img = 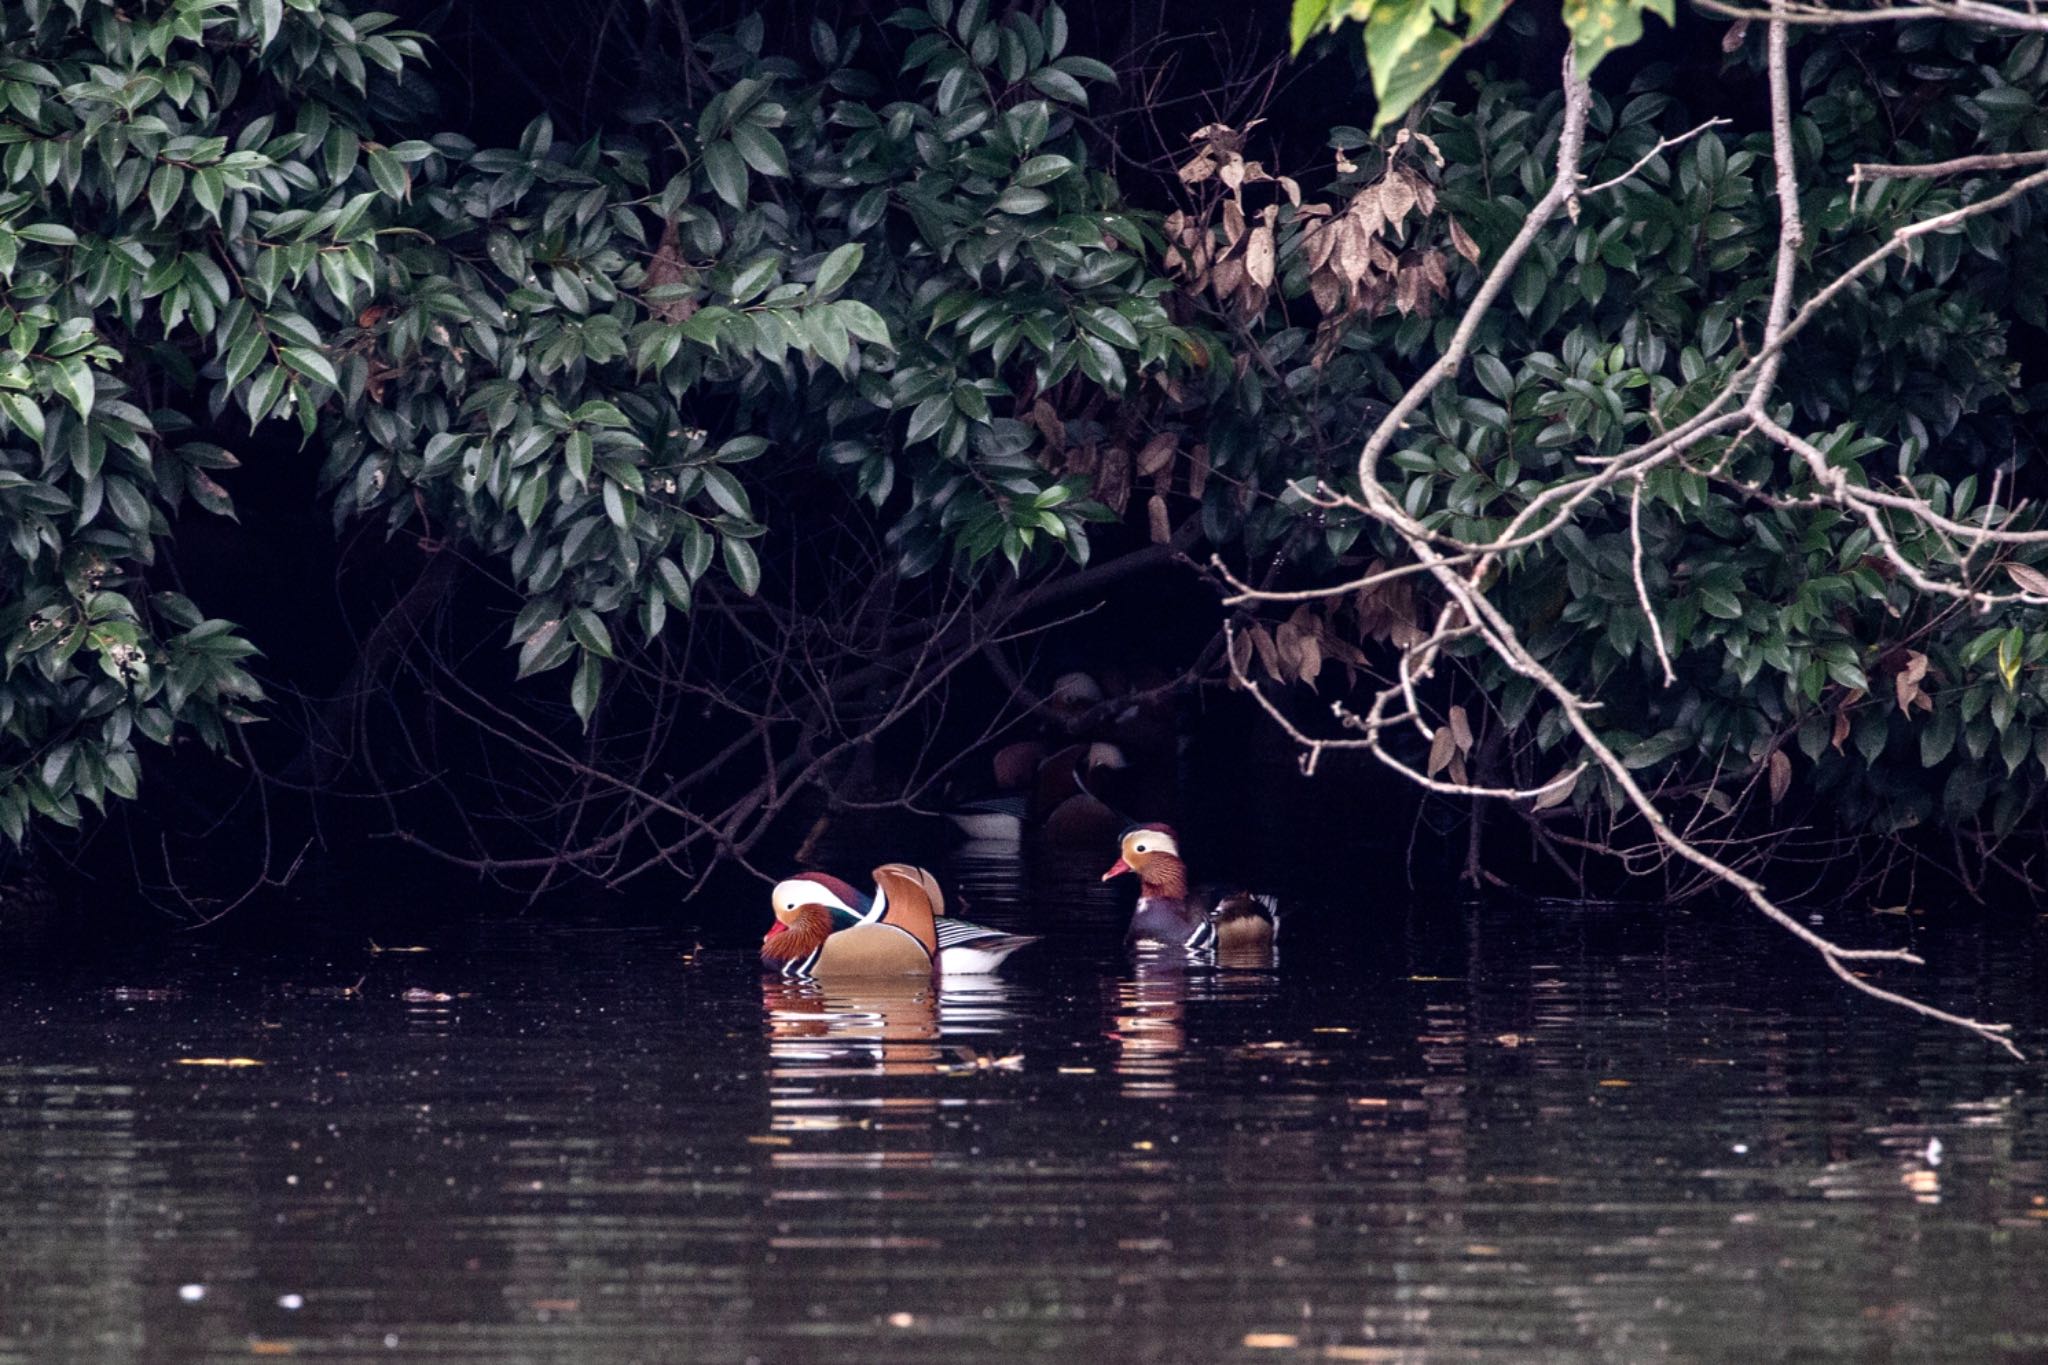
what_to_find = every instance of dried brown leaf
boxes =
[1146,492,1172,545]
[1830,710,1851,754]
[1447,704,1473,752]
[1029,398,1066,452]
[1245,225,1276,288]
[1427,725,1456,777]
[1135,432,1177,477]
[1448,217,1481,264]
[1768,748,1791,805]
[2006,563,2048,597]
[1222,198,1246,247]
[1095,445,1130,515]
[1379,173,1417,225]
[1212,255,1246,299]
[1532,773,1574,810]
[1309,270,1344,317]
[1187,443,1211,501]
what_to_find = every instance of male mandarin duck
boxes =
[760,864,1040,981]
[1101,823,1280,952]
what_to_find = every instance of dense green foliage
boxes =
[1289,0,1675,130]
[5,0,2048,874]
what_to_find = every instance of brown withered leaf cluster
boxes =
[1165,121,1299,320]
[1235,606,1348,691]
[1029,399,1214,535]
[1164,124,1482,368]
[1425,703,1476,787]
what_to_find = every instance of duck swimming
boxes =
[1101,823,1279,952]
[761,864,1040,981]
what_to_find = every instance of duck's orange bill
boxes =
[1101,857,1131,881]
[763,921,788,942]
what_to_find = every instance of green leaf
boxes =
[0,392,45,444]
[836,300,892,347]
[1079,306,1139,350]
[729,122,789,177]
[905,395,952,445]
[1291,0,1330,51]
[993,186,1051,215]
[701,467,752,520]
[1622,727,1692,769]
[571,649,603,727]
[148,163,186,225]
[366,146,410,201]
[727,254,780,304]
[1014,154,1075,187]
[51,357,94,418]
[1998,626,2025,691]
[723,536,761,596]
[565,430,593,485]
[655,556,693,611]
[702,140,749,210]
[813,242,865,298]
[1563,0,1665,81]
[280,346,337,388]
[603,479,634,532]
[567,608,614,659]
[515,618,570,679]
[1029,68,1089,106]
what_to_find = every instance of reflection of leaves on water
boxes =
[174,1057,263,1067]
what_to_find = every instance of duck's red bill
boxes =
[763,921,788,942]
[1100,857,1131,881]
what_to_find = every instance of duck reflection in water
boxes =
[1110,944,1282,1097]
[762,977,943,1079]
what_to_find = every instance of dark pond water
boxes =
[3,844,2047,1364]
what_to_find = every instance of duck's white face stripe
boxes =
[1127,830,1178,859]
[772,878,859,916]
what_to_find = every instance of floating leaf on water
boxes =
[1242,1334,1299,1349]
[1597,1078,1632,1087]
[746,1135,792,1146]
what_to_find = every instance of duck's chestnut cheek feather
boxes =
[1101,856,1132,881]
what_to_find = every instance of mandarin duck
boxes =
[1101,823,1280,952]
[761,864,1040,981]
